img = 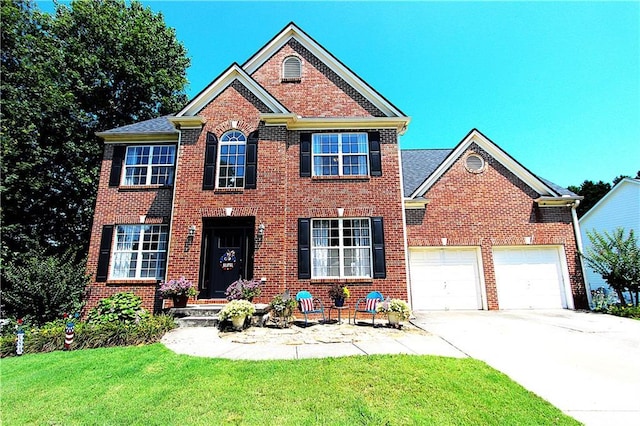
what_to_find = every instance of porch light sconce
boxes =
[225,207,233,217]
[255,222,265,249]
[524,236,533,245]
[337,207,344,217]
[184,225,196,252]
[441,238,448,246]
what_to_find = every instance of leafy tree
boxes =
[585,228,640,306]
[567,180,611,217]
[1,0,189,265]
[1,246,90,325]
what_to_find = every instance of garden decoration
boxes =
[328,284,350,307]
[63,313,80,350]
[376,298,411,328]
[225,278,262,301]
[158,277,197,308]
[269,291,297,328]
[16,318,24,356]
[218,300,256,331]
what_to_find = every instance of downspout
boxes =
[570,200,593,308]
[396,146,412,310]
[164,129,183,310]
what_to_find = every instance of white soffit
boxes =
[177,64,289,117]
[411,129,559,199]
[242,23,406,118]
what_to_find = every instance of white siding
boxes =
[579,179,640,293]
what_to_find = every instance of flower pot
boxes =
[231,315,246,330]
[333,297,345,307]
[387,312,402,326]
[172,295,189,308]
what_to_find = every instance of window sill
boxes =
[281,78,301,83]
[118,185,172,192]
[311,175,370,182]
[214,188,245,194]
[105,279,160,286]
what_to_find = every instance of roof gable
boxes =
[407,129,562,199]
[177,63,289,117]
[580,178,640,223]
[242,22,406,118]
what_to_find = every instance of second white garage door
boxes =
[409,248,483,310]
[493,246,568,309]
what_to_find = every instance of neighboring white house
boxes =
[579,178,640,294]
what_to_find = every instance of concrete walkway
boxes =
[412,310,640,426]
[161,320,465,360]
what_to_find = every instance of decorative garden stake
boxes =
[16,318,24,356]
[63,313,79,350]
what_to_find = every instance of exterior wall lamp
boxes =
[255,222,265,249]
[184,225,196,252]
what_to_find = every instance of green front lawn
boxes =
[1,345,579,425]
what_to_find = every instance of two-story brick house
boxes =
[86,23,410,311]
[86,23,589,313]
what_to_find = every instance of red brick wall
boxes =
[405,143,588,309]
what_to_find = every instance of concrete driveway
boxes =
[411,310,640,426]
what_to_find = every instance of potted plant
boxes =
[376,299,411,327]
[269,292,297,327]
[218,300,256,330]
[225,278,262,301]
[328,284,350,307]
[158,277,197,308]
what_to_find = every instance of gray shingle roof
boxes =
[101,116,178,134]
[401,149,452,196]
[401,149,576,198]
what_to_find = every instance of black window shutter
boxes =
[371,217,386,278]
[245,130,258,189]
[203,132,218,190]
[298,218,311,279]
[300,133,311,177]
[109,146,126,186]
[96,225,114,282]
[368,132,382,177]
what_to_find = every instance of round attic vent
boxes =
[465,154,485,173]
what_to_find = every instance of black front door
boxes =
[200,219,254,299]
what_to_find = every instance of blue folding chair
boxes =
[296,291,326,326]
[353,291,384,326]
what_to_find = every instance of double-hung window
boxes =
[311,218,372,278]
[312,133,369,176]
[110,225,168,279]
[122,145,176,186]
[217,130,246,188]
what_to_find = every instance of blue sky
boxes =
[39,1,639,188]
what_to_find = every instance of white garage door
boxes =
[493,247,568,309]
[409,248,483,310]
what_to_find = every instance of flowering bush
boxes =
[376,299,411,320]
[225,278,262,301]
[158,277,197,298]
[218,300,256,321]
[328,284,350,300]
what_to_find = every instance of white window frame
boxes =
[110,225,168,280]
[121,145,176,186]
[310,218,373,279]
[216,130,247,189]
[311,133,370,177]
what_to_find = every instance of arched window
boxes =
[282,56,302,81]
[217,130,246,188]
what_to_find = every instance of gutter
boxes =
[569,199,593,308]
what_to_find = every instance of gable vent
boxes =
[282,56,302,81]
[465,154,485,173]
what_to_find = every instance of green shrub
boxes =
[607,305,640,319]
[0,315,176,357]
[1,248,89,325]
[87,292,149,324]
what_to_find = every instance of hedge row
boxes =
[1,315,176,357]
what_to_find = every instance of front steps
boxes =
[170,304,270,328]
